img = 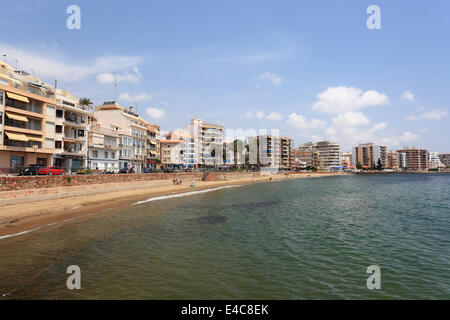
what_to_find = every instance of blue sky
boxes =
[1,0,449,152]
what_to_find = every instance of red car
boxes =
[37,166,65,176]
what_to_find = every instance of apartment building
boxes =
[146,123,160,169]
[160,139,184,165]
[87,123,120,172]
[295,142,320,169]
[248,135,281,169]
[52,89,89,172]
[396,148,430,171]
[429,152,441,169]
[340,152,352,168]
[439,153,450,167]
[352,143,387,169]
[93,102,157,173]
[280,137,294,169]
[189,119,224,167]
[0,61,56,169]
[387,150,400,170]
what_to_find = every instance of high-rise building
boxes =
[396,148,430,171]
[189,119,224,167]
[280,137,294,169]
[295,142,320,169]
[0,61,56,170]
[248,135,281,169]
[352,143,387,169]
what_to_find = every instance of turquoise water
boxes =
[0,174,449,299]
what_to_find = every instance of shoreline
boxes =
[0,172,346,239]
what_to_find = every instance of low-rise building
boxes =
[439,153,450,167]
[340,152,352,168]
[88,123,120,172]
[429,152,441,169]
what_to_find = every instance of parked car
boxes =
[76,167,88,175]
[163,167,175,173]
[37,166,65,176]
[143,167,153,173]
[119,168,129,174]
[19,164,44,176]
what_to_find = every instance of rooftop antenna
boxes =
[2,54,6,63]
[15,59,19,70]
[54,79,58,89]
[114,75,118,103]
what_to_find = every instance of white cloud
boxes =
[1,43,142,83]
[286,113,327,130]
[401,90,415,102]
[312,86,389,114]
[400,131,419,142]
[242,111,254,119]
[266,112,283,121]
[96,67,142,84]
[145,107,165,119]
[119,92,152,103]
[406,108,448,121]
[259,72,282,86]
[256,111,265,119]
[332,111,370,127]
[368,122,387,132]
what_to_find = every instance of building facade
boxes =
[53,89,89,173]
[396,148,430,171]
[439,153,450,168]
[0,61,56,170]
[280,137,294,169]
[352,143,387,169]
[295,142,320,169]
[340,152,352,168]
[88,123,120,172]
[189,119,224,167]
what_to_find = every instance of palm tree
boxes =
[79,97,93,106]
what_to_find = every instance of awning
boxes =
[6,92,29,103]
[149,140,157,145]
[150,151,157,155]
[5,112,28,122]
[5,131,28,142]
[27,136,42,142]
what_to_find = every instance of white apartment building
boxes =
[93,103,152,173]
[88,124,120,172]
[248,135,281,169]
[429,152,441,169]
[189,119,224,167]
[53,89,89,172]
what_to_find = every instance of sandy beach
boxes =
[0,172,345,238]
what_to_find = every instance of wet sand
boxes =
[0,172,346,238]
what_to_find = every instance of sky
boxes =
[1,0,449,152]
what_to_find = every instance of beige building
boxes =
[352,143,387,169]
[280,137,294,169]
[190,119,224,167]
[0,61,56,170]
[295,142,320,169]
[396,148,430,171]
[297,141,340,170]
[340,152,352,168]
[93,102,159,173]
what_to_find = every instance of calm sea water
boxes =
[0,174,449,299]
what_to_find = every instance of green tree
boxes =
[356,162,363,170]
[376,158,383,171]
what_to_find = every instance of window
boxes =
[111,152,115,159]
[10,156,24,168]
[104,151,108,158]
[78,144,82,151]
[0,91,3,105]
[46,105,56,118]
[55,141,62,149]
[93,150,98,158]
[45,138,54,149]
[55,125,63,133]
[46,122,54,135]
[56,109,63,118]
[0,111,2,124]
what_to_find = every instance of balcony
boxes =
[5,98,43,115]
[4,119,42,132]
[4,139,42,149]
